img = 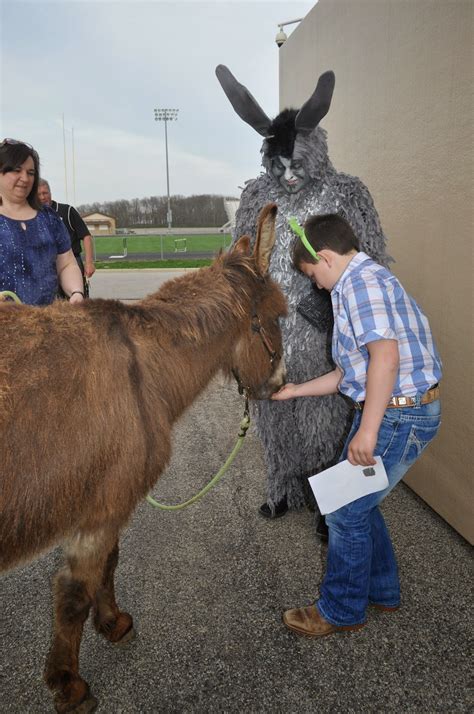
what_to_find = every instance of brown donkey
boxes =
[0,204,287,713]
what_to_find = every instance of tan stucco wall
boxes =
[83,213,116,236]
[280,0,473,543]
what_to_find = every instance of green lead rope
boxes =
[146,401,251,511]
[0,291,22,303]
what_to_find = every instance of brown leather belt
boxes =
[354,384,440,411]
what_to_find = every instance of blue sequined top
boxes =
[0,207,71,305]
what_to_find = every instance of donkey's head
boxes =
[227,203,287,399]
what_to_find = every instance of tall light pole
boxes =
[154,108,179,260]
[71,127,76,205]
[62,113,69,202]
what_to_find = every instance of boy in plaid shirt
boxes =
[273,214,442,636]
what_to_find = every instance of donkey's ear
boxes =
[216,65,272,138]
[294,71,335,134]
[233,235,252,256]
[254,203,278,275]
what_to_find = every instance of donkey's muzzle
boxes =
[252,356,286,400]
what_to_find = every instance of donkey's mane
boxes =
[0,249,276,390]
[133,249,264,344]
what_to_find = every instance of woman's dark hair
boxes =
[0,140,42,210]
[292,213,360,267]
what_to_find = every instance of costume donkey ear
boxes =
[294,71,335,134]
[216,65,272,137]
[254,203,278,275]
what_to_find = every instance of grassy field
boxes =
[94,233,230,257]
[95,259,212,269]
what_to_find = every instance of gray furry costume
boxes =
[216,66,390,514]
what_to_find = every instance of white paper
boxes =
[308,456,389,515]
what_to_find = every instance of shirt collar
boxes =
[331,251,372,295]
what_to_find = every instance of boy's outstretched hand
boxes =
[271,383,298,400]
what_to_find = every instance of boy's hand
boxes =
[347,428,377,466]
[271,383,297,400]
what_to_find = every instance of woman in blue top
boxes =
[0,139,84,306]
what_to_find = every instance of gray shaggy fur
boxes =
[233,126,390,512]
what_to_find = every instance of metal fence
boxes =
[93,232,232,261]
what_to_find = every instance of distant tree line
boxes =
[77,194,236,228]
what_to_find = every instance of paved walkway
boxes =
[88,267,196,301]
[0,270,471,713]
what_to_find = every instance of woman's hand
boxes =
[347,428,377,466]
[271,383,298,400]
[57,250,85,302]
[69,292,84,305]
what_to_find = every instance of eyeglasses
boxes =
[0,138,35,150]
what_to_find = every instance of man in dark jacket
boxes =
[38,179,95,296]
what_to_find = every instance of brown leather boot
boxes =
[369,602,400,612]
[283,605,365,637]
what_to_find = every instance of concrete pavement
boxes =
[0,269,471,713]
[88,268,197,302]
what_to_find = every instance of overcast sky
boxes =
[1,0,314,205]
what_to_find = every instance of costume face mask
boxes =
[215,65,335,188]
[271,156,310,194]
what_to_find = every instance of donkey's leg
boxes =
[44,531,116,713]
[92,541,134,644]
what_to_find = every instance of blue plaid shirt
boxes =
[330,252,442,401]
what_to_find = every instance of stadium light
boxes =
[154,108,179,259]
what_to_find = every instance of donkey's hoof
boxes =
[56,694,98,713]
[51,676,97,713]
[113,624,136,647]
[96,611,135,645]
[111,612,135,646]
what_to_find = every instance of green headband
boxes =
[288,217,321,262]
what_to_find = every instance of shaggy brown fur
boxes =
[0,204,286,713]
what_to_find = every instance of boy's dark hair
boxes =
[292,213,360,267]
[0,141,42,210]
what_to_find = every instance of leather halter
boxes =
[250,314,278,365]
[233,313,280,396]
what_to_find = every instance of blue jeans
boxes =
[317,399,441,626]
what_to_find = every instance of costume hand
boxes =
[85,261,96,278]
[271,383,298,400]
[347,428,377,466]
